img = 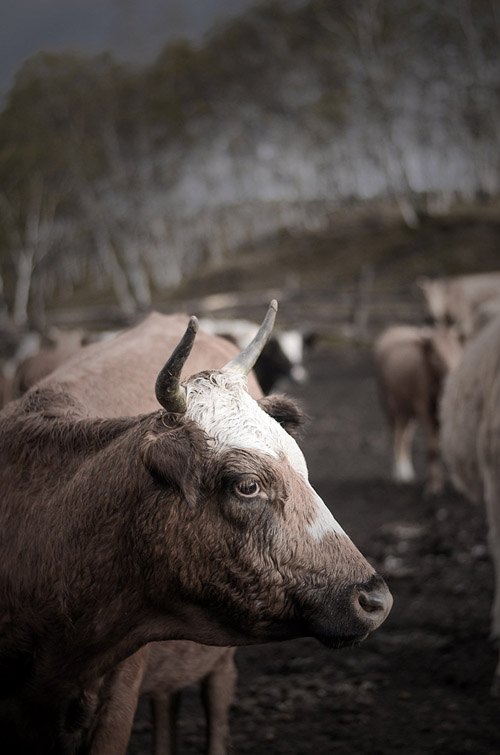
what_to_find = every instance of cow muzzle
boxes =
[305,574,393,648]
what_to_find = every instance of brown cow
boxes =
[373,324,462,495]
[4,320,292,754]
[4,320,283,755]
[0,303,392,754]
[9,328,87,400]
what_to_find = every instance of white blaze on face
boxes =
[185,371,344,539]
[307,487,346,540]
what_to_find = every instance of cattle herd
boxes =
[0,271,500,754]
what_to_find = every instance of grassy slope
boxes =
[167,200,500,302]
[45,199,499,338]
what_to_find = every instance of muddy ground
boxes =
[128,337,500,755]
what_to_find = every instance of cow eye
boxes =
[233,478,261,498]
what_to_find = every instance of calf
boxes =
[0,303,392,753]
[139,643,236,755]
[373,324,462,495]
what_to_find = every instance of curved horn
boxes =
[155,316,199,413]
[222,300,278,376]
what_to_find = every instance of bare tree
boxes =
[0,175,62,329]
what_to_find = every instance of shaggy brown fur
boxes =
[0,312,391,754]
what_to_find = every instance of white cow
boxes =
[418,272,500,339]
[441,312,500,694]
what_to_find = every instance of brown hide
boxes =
[41,313,263,415]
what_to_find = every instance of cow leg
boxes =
[482,466,500,695]
[150,691,181,755]
[420,406,443,496]
[89,649,147,755]
[391,416,416,483]
[201,649,237,755]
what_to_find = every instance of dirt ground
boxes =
[127,338,500,755]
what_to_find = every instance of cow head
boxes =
[140,302,392,648]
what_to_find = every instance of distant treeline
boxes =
[0,0,498,329]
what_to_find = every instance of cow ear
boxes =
[258,395,306,438]
[140,420,207,507]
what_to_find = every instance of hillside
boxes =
[0,0,499,330]
[160,200,500,338]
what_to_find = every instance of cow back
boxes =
[36,312,263,417]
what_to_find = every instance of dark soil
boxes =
[128,339,500,755]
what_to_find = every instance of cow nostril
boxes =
[356,586,393,621]
[351,576,393,631]
[358,590,385,613]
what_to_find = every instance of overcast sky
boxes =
[0,0,257,99]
